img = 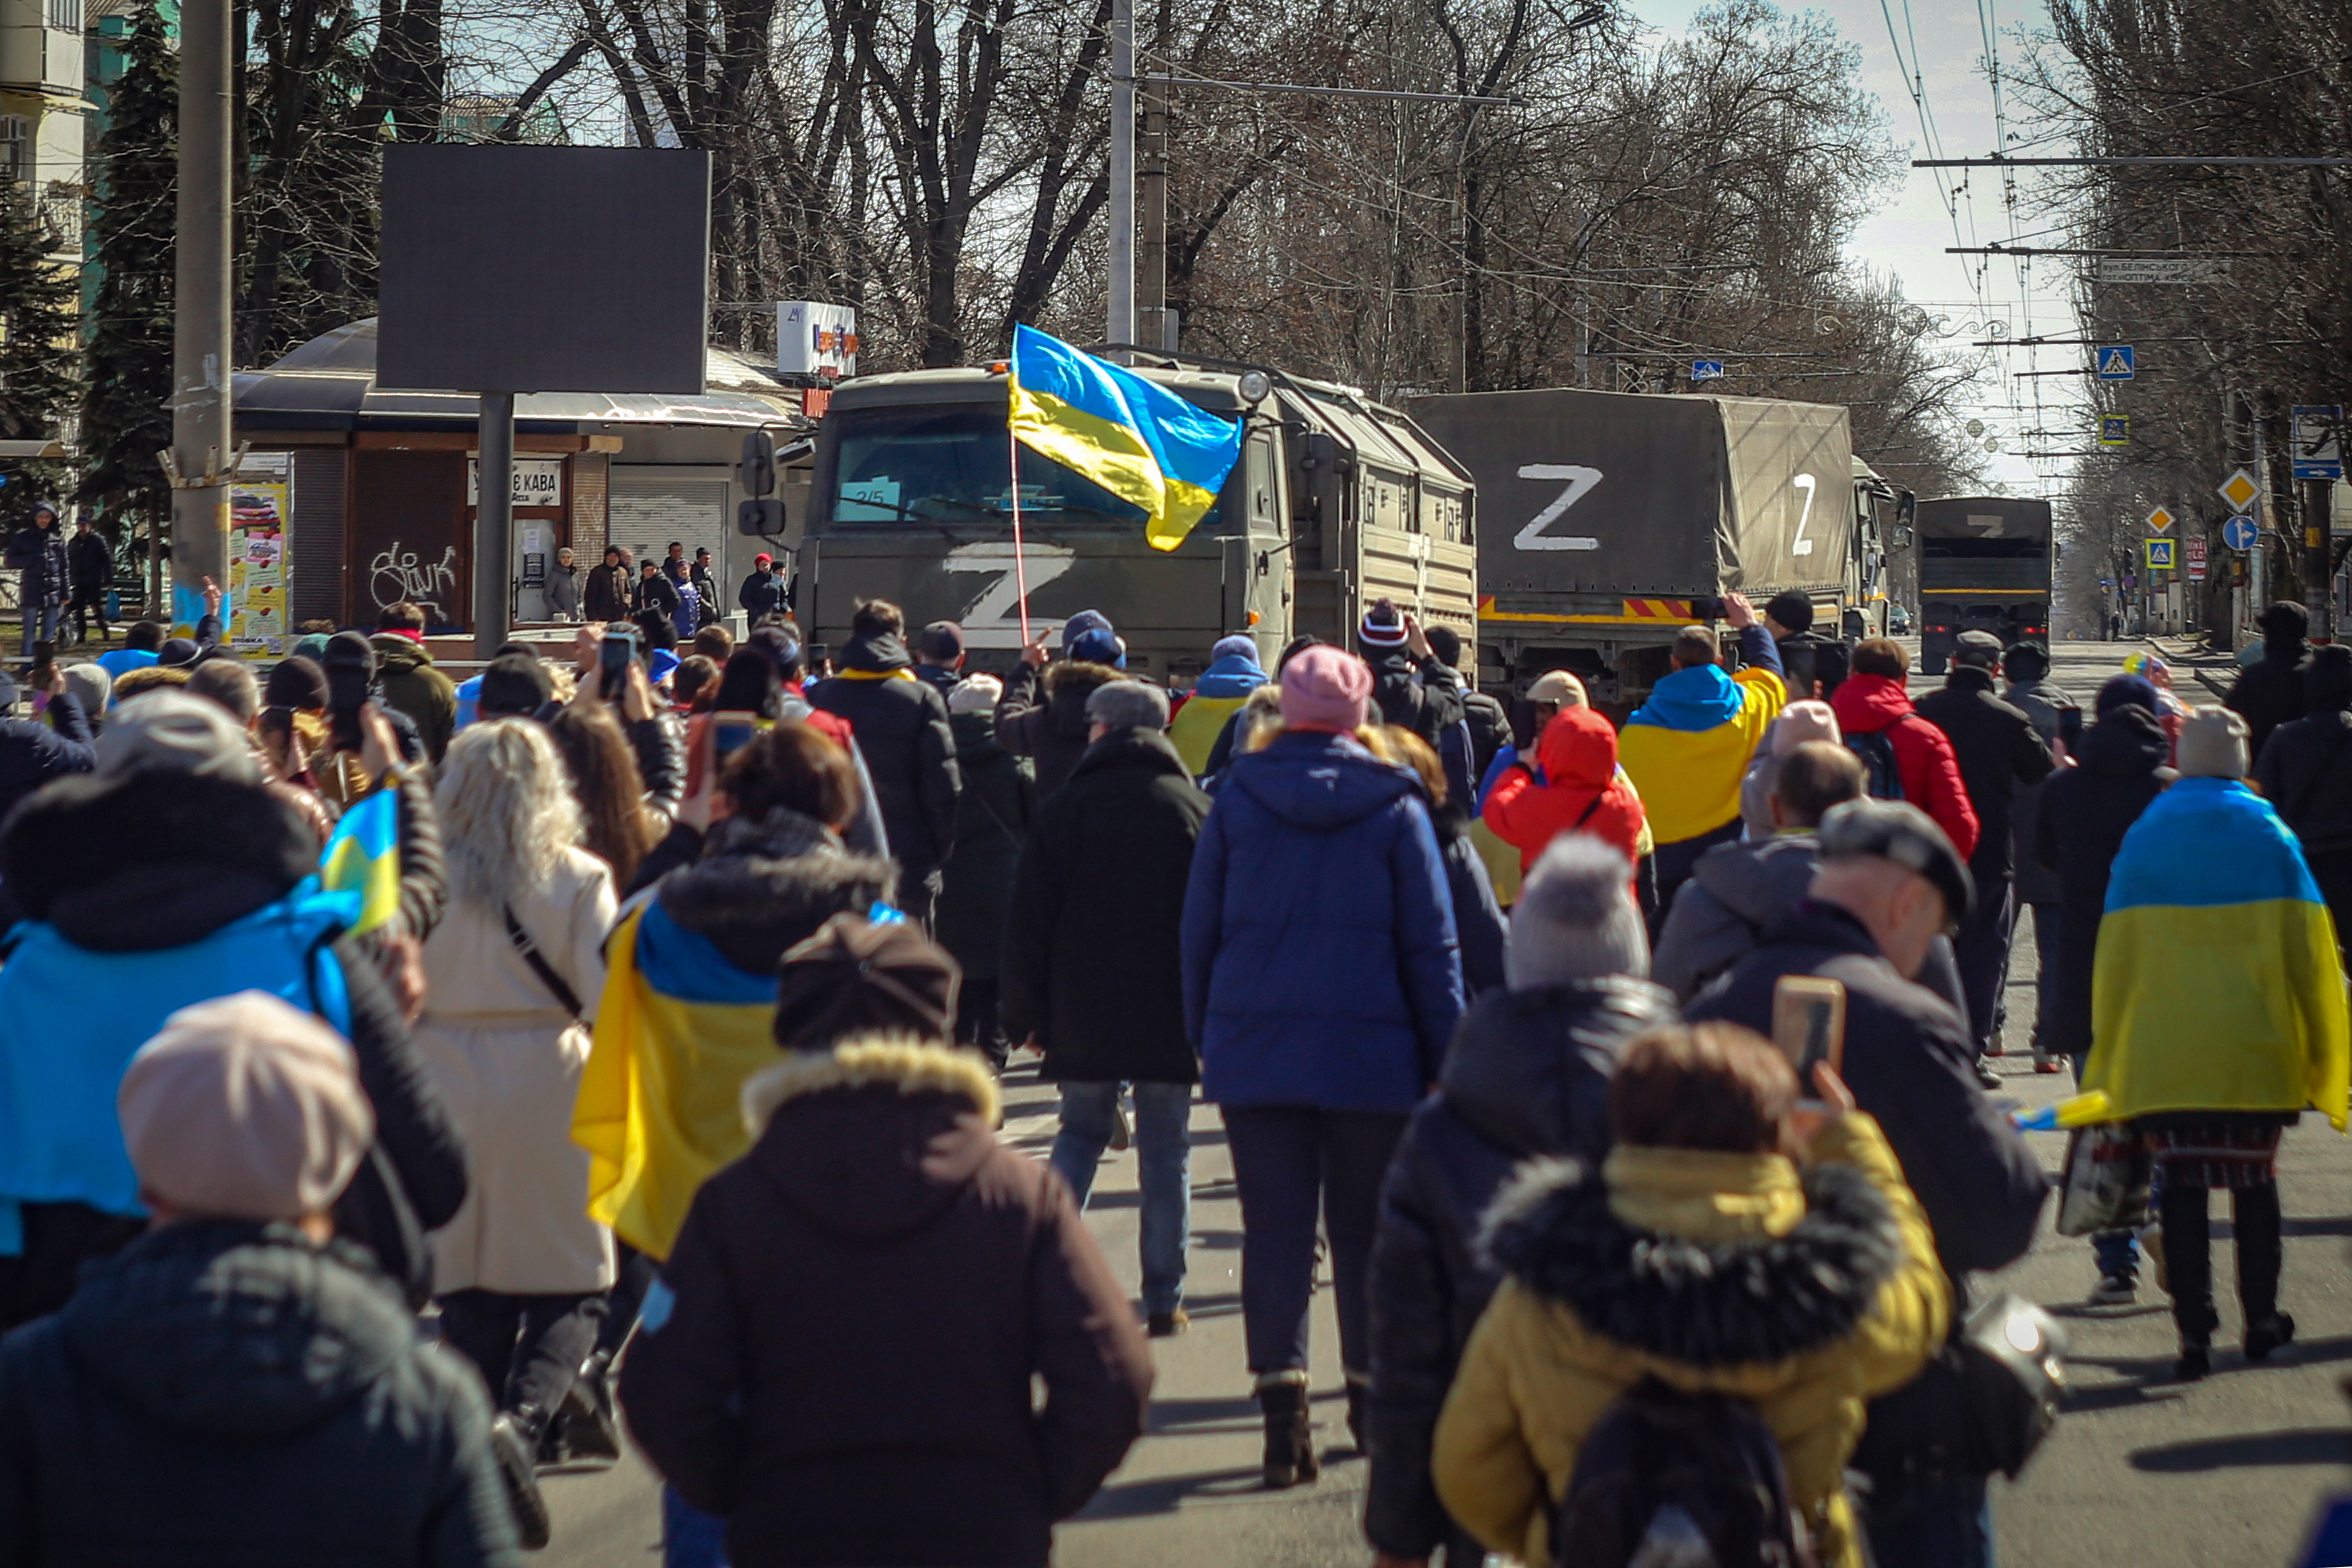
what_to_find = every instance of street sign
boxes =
[2145,504,2175,532]
[2097,345,2136,380]
[2096,257,2232,283]
[2293,405,2344,480]
[1691,360,1725,382]
[2186,537,2208,581]
[2099,578,2115,588]
[2100,414,2131,447]
[2145,538,2175,569]
[2223,514,2260,551]
[2218,468,2261,511]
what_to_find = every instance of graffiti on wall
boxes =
[369,543,460,623]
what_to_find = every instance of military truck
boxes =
[1409,386,1879,704]
[796,357,1478,683]
[1913,494,2053,674]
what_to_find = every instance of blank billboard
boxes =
[377,144,711,395]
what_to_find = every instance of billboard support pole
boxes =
[474,391,515,658]
[168,0,232,635]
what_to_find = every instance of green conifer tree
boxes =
[0,163,81,532]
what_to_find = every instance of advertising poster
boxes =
[229,453,292,652]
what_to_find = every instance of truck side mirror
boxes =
[738,430,778,497]
[1891,525,1914,550]
[737,497,787,536]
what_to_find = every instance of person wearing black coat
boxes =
[2226,600,2313,762]
[934,677,1035,1068]
[0,684,93,824]
[996,655,1128,799]
[2255,643,2352,933]
[1360,599,1467,757]
[633,561,681,622]
[1365,835,1673,1568]
[808,600,961,924]
[583,547,633,623]
[1913,630,2054,1059]
[2000,641,2076,1071]
[1427,625,1508,784]
[4,504,70,660]
[1003,683,1209,1335]
[737,554,789,621]
[65,520,110,646]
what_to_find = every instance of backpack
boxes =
[1845,728,1906,801]
[1555,1378,1815,1568]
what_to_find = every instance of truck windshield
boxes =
[828,406,1152,530]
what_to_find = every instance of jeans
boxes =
[1051,1080,1192,1316]
[1953,872,2015,1054]
[19,601,57,660]
[1865,1472,1994,1568]
[437,1289,606,1421]
[1223,1105,1409,1375]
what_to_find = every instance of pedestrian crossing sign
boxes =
[2146,538,2175,569]
[2098,345,2136,380]
[2100,415,2132,446]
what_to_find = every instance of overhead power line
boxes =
[1916,156,2352,167]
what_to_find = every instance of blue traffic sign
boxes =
[1692,360,1725,382]
[2097,345,2135,380]
[2223,515,2260,551]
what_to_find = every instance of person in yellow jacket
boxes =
[1431,1021,1947,1568]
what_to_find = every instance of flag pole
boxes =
[1007,420,1032,648]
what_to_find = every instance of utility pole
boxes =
[2309,467,2336,640]
[1138,71,1170,352]
[472,393,516,659]
[168,0,231,631]
[1105,0,1136,351]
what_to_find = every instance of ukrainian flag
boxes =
[1008,323,1246,551]
[318,786,402,937]
[2084,777,2349,1130]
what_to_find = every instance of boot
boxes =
[1344,1371,1371,1456]
[539,1351,623,1468]
[1254,1372,1319,1489]
[2160,1184,2217,1381]
[2236,1182,2294,1361]
[490,1408,553,1549]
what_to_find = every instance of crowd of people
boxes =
[0,568,2345,1568]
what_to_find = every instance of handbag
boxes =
[2055,1123,2152,1237]
[504,905,586,1022]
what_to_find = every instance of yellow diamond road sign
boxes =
[2146,505,2176,532]
[2218,469,2261,512]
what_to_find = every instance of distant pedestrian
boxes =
[737,552,789,622]
[1168,633,1267,777]
[2000,640,2075,1074]
[546,545,581,620]
[2227,601,2313,761]
[934,674,1034,1067]
[999,609,1131,797]
[65,516,109,646]
[0,992,522,1568]
[620,915,1152,1568]
[913,619,966,701]
[2086,705,2350,1378]
[1181,644,1464,1485]
[635,560,681,626]
[1363,835,1673,1568]
[1425,624,1508,784]
[1828,637,1978,860]
[4,501,69,661]
[2255,643,2352,934]
[584,546,632,622]
[1005,680,1209,1337]
[808,598,960,925]
[371,601,460,763]
[689,548,718,627]
[1764,587,1849,700]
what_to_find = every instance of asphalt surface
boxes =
[540,636,2352,1567]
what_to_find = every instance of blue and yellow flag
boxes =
[318,786,403,937]
[1008,323,1246,551]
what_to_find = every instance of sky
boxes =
[1638,0,2079,495]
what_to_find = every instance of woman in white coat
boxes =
[416,717,618,1516]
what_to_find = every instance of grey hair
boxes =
[1507,832,1650,988]
[1087,679,1169,732]
[185,658,261,725]
[435,717,584,909]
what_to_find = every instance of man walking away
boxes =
[2255,643,2352,935]
[1828,638,1979,860]
[2001,641,2076,1072]
[66,517,109,646]
[370,602,460,763]
[935,674,1035,1069]
[1005,681,1209,1338]
[5,501,70,665]
[1426,624,1507,784]
[1689,798,2046,1568]
[998,610,1130,798]
[0,993,521,1567]
[1169,635,1267,778]
[2227,600,2313,761]
[913,620,966,701]
[1765,589,1848,700]
[1915,629,2054,1065]
[809,598,961,925]
[1617,591,1786,922]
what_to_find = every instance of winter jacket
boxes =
[737,567,789,622]
[370,635,459,763]
[65,531,108,593]
[584,562,633,622]
[2255,706,2352,902]
[1369,648,1467,755]
[3,526,69,609]
[635,571,681,620]
[1460,686,1511,786]
[0,1220,520,1567]
[414,847,617,1297]
[1168,653,1266,776]
[1775,628,1850,701]
[932,710,1035,982]
[1431,1113,1948,1568]
[1432,807,1509,999]
[2086,777,2349,1129]
[2227,637,2312,762]
[1480,705,1645,873]
[2002,676,2076,906]
[1364,975,1676,1560]
[1652,832,1828,1002]
[1828,673,1979,861]
[809,634,960,878]
[0,693,92,823]
[544,562,580,619]
[1687,899,2047,1280]
[619,1040,1153,1568]
[1619,625,1786,847]
[2034,705,2171,1057]
[0,770,469,1318]
[1002,729,1208,1084]
[995,659,1125,798]
[1914,666,2052,882]
[1182,728,1464,1112]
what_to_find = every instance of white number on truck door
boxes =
[1791,473,1817,556]
[943,541,1078,648]
[1513,464,1604,551]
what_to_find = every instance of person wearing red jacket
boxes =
[1480,705,1647,875]
[1828,640,1980,862]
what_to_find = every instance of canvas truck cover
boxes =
[1409,387,1852,602]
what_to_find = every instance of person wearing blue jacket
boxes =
[1180,644,1465,1491]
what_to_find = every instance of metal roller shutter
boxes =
[608,471,729,580]
[290,449,346,628]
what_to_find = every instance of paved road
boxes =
[541,636,2352,1567]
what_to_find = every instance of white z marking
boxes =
[1792,473,1817,556]
[1513,464,1603,551]
[943,541,1078,648]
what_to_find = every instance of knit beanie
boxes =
[1279,645,1373,733]
[1770,699,1840,754]
[1211,634,1259,664]
[2096,673,2159,717]
[97,691,262,784]
[1063,609,1124,667]
[1506,835,1649,988]
[1360,597,1409,651]
[1087,680,1170,732]
[947,672,1002,717]
[2175,705,2249,779]
[264,655,328,712]
[61,662,111,716]
[477,652,554,718]
[773,913,960,1052]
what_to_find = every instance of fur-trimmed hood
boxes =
[1041,661,1127,740]
[738,1034,1000,1240]
[1478,1153,1901,1369]
[656,805,898,974]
